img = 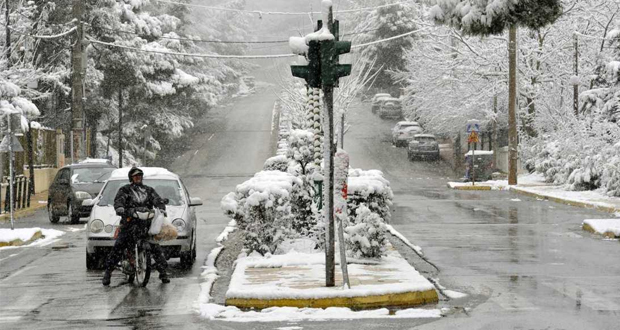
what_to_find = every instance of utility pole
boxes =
[71,0,85,162]
[5,0,10,64]
[508,26,518,186]
[118,88,123,167]
[573,33,579,117]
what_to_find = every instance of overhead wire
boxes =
[152,0,412,17]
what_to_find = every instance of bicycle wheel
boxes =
[134,244,151,287]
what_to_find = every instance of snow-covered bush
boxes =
[286,130,315,175]
[263,155,289,172]
[347,169,394,223]
[221,171,302,255]
[344,204,388,259]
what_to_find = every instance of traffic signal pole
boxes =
[290,0,352,288]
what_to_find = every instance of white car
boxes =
[370,93,392,113]
[85,167,203,269]
[392,121,422,147]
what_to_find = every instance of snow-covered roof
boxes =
[464,150,493,156]
[413,134,435,138]
[79,158,112,164]
[398,121,419,126]
[108,167,179,181]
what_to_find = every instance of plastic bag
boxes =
[148,209,165,235]
[154,224,178,242]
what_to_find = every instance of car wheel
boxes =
[68,202,80,224]
[48,202,60,224]
[86,251,99,270]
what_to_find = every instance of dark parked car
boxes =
[408,134,440,161]
[48,162,117,224]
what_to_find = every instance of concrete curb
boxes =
[447,184,503,191]
[226,289,439,310]
[582,223,619,239]
[0,230,43,247]
[511,187,620,214]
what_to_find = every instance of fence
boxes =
[0,175,31,214]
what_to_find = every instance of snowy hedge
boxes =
[221,171,303,255]
[347,169,394,223]
[345,204,389,259]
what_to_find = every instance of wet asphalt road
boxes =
[1,59,620,330]
[3,91,620,329]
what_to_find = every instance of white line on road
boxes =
[208,133,215,141]
[1,266,35,283]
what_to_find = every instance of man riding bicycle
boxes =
[102,167,170,286]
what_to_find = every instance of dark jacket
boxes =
[114,183,166,226]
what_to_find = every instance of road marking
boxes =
[1,266,35,283]
[208,133,215,141]
[194,150,199,156]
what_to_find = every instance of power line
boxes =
[85,27,426,59]
[9,26,77,39]
[85,24,291,44]
[352,28,426,49]
[85,36,297,59]
[152,0,411,17]
[84,24,382,45]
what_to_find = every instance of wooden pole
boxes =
[508,26,518,186]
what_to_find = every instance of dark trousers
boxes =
[105,226,168,274]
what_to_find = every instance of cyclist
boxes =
[102,167,170,286]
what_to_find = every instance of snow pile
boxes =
[221,171,303,255]
[583,219,620,238]
[0,228,65,248]
[199,304,441,322]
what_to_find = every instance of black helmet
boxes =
[128,167,144,182]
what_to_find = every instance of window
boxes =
[71,167,115,184]
[98,179,186,206]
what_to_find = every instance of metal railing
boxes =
[1,175,32,213]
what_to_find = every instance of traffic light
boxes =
[320,39,352,87]
[291,40,321,88]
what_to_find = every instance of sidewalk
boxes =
[0,191,48,222]
[224,244,438,310]
[448,173,620,214]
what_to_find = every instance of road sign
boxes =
[466,120,480,133]
[468,132,480,144]
[0,135,24,153]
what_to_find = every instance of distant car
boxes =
[393,123,423,147]
[408,134,440,161]
[48,163,117,224]
[371,93,392,113]
[392,121,421,145]
[84,167,203,269]
[378,99,403,119]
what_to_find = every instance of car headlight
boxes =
[75,191,92,199]
[172,219,186,232]
[104,225,113,233]
[90,219,104,233]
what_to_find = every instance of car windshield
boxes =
[71,167,115,184]
[415,137,436,143]
[98,179,186,206]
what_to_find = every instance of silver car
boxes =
[392,121,423,147]
[84,167,203,269]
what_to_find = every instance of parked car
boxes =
[392,121,422,146]
[393,125,424,147]
[48,162,117,224]
[370,93,391,113]
[377,98,402,119]
[84,167,203,269]
[408,134,440,161]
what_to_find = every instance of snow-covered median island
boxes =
[0,228,65,248]
[582,219,620,238]
[223,243,437,308]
